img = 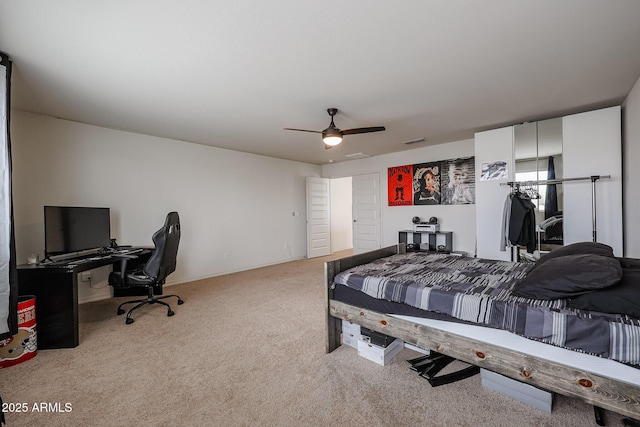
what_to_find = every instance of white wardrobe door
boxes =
[474,126,514,261]
[562,106,622,256]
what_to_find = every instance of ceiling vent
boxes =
[402,137,426,145]
[345,152,370,160]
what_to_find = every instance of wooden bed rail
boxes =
[328,300,640,421]
[324,245,640,421]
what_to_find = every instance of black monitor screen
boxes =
[44,206,111,256]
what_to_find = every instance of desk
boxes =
[17,250,150,349]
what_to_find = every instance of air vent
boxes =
[402,137,426,145]
[345,152,371,160]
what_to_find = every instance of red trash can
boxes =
[0,295,37,368]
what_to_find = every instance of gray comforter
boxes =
[334,252,640,365]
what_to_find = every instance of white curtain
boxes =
[0,52,17,340]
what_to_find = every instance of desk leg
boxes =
[17,269,79,349]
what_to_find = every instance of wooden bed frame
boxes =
[325,245,640,421]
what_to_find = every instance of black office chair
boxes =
[108,212,184,324]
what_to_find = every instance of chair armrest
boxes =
[111,254,140,280]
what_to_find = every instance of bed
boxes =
[325,243,640,421]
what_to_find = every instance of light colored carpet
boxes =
[0,251,626,426]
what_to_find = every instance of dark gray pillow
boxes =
[533,242,614,271]
[568,268,640,317]
[512,253,622,300]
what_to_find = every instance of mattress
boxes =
[333,252,640,365]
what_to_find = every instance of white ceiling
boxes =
[2,1,640,165]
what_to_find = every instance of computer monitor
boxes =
[44,206,111,257]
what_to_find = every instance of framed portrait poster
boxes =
[388,165,413,206]
[412,162,441,205]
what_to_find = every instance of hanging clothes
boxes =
[500,193,513,251]
[510,192,537,253]
[501,188,537,254]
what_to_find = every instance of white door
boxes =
[352,173,381,254]
[306,177,331,258]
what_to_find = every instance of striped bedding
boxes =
[333,252,640,365]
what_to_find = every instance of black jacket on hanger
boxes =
[508,193,537,253]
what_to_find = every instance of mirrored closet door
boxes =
[513,118,563,259]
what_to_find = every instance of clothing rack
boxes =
[501,175,611,243]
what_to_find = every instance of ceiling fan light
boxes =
[322,127,343,146]
[323,135,343,146]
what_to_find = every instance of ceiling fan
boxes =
[284,108,385,148]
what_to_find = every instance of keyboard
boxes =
[40,248,145,266]
[42,254,112,266]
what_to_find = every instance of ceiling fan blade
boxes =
[341,126,386,135]
[283,128,322,134]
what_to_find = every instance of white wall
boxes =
[11,111,321,302]
[322,139,477,257]
[330,177,352,252]
[623,75,640,258]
